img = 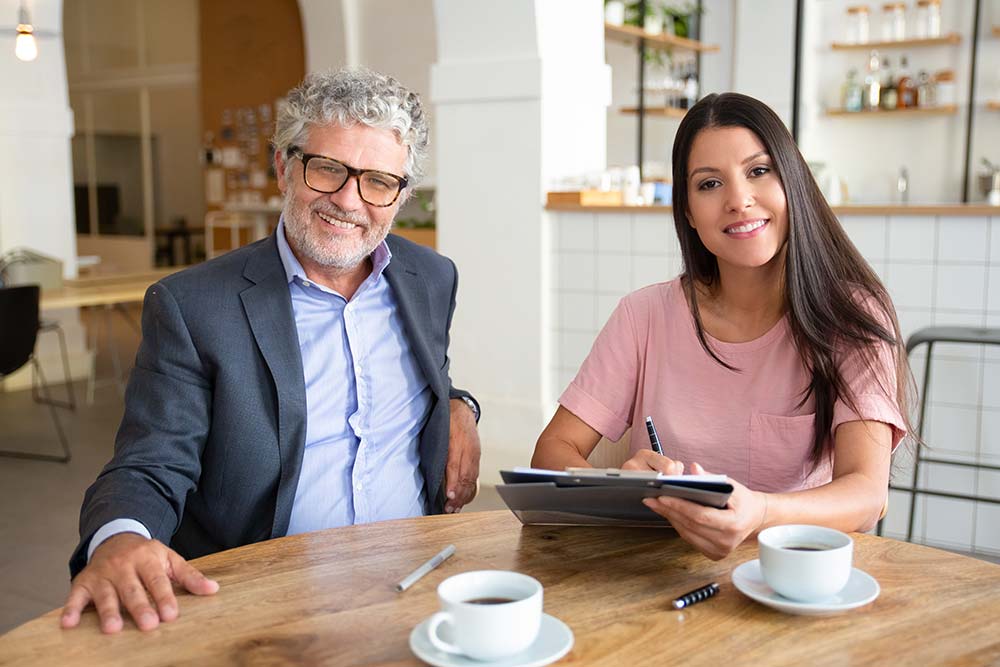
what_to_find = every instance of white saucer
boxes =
[731,559,879,616]
[409,613,574,667]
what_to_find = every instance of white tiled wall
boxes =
[549,210,1000,556]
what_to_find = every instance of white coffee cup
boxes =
[426,570,543,661]
[758,525,853,602]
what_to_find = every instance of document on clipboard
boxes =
[496,467,734,527]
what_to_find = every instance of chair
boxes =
[32,318,76,410]
[878,326,1000,541]
[205,211,254,259]
[0,285,71,462]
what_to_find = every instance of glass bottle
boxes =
[916,70,935,107]
[843,68,864,112]
[880,57,897,110]
[863,50,881,111]
[683,65,699,110]
[896,55,915,108]
[845,6,871,44]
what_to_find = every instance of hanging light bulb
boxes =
[15,3,38,62]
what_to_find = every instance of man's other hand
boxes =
[445,398,481,513]
[60,533,219,634]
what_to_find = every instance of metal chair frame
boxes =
[32,319,76,410]
[878,326,1000,541]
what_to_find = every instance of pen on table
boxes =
[645,416,664,456]
[395,544,456,592]
[672,582,720,609]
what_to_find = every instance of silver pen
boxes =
[395,544,456,592]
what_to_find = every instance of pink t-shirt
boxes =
[560,279,906,493]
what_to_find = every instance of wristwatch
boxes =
[456,395,480,423]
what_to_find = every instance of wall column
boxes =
[432,0,610,480]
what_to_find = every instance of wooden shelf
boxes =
[619,106,688,118]
[826,105,958,117]
[988,101,1000,111]
[830,33,961,50]
[604,23,719,53]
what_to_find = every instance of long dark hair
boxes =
[671,92,912,465]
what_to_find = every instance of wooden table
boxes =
[2,511,999,666]
[40,268,181,310]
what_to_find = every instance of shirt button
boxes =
[302,280,311,288]
[355,483,363,491]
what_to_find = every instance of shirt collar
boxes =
[276,217,392,287]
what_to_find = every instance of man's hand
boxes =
[445,398,481,513]
[61,533,219,634]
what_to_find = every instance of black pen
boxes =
[645,416,664,456]
[672,582,720,609]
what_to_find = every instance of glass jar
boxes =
[842,68,864,112]
[881,3,906,41]
[604,0,625,26]
[845,6,871,44]
[934,70,955,107]
[916,0,942,39]
[916,70,935,107]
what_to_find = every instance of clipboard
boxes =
[496,467,734,527]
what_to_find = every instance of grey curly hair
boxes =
[272,67,429,186]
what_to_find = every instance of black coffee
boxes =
[782,544,831,551]
[465,597,516,605]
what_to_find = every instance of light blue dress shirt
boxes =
[278,221,432,533]
[88,222,432,560]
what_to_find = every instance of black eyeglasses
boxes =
[288,147,408,207]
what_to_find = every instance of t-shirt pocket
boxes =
[748,412,817,493]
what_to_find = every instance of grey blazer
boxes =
[70,233,475,577]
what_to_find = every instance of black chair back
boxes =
[0,284,41,376]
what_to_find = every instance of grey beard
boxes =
[283,197,386,270]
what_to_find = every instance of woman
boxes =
[531,93,911,560]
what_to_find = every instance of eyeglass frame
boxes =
[287,146,409,207]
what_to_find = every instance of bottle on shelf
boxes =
[842,68,864,112]
[916,70,935,107]
[896,55,916,108]
[683,65,699,110]
[845,5,871,44]
[863,50,881,110]
[880,56,897,110]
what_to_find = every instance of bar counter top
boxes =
[545,202,1000,216]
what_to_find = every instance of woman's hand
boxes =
[621,449,685,475]
[642,462,768,560]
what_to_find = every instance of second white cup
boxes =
[758,524,853,602]
[426,570,543,661]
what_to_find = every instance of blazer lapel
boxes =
[239,237,307,539]
[384,240,447,399]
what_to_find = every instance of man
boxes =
[61,68,481,634]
